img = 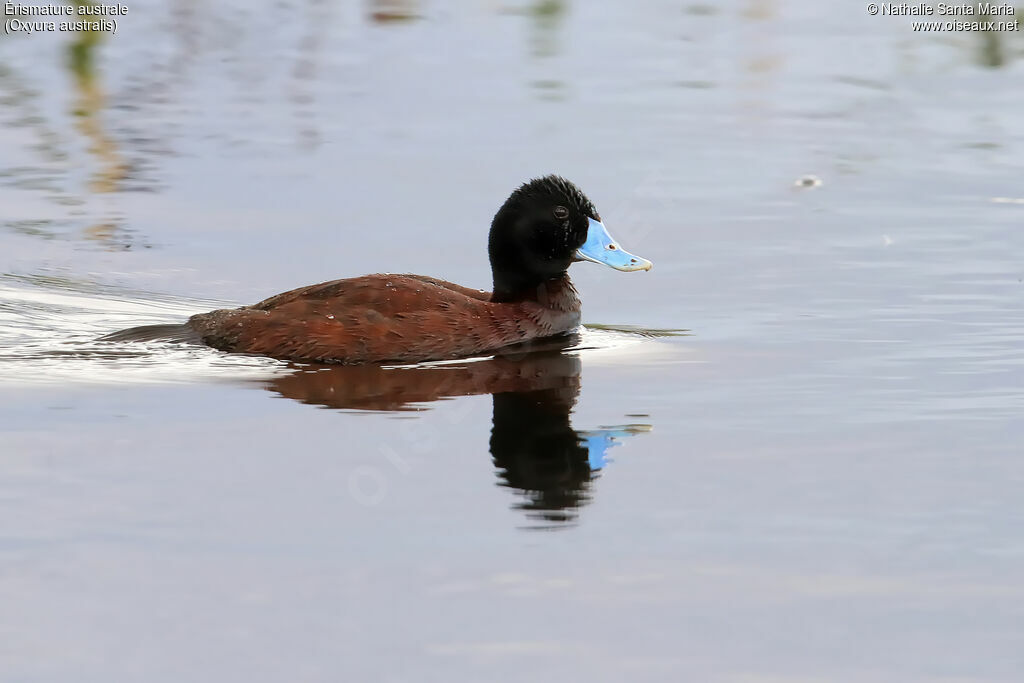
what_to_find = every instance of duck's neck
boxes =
[491,268,546,304]
[490,273,580,312]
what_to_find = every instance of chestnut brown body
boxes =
[188,273,582,364]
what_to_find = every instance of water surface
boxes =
[2,2,1024,681]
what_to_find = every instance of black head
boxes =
[488,175,599,301]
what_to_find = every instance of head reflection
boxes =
[489,378,593,525]
[264,337,647,528]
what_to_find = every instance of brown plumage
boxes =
[188,273,581,364]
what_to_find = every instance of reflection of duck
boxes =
[489,366,592,524]
[265,347,648,527]
[103,176,651,364]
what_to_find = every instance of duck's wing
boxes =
[248,274,490,311]
[400,275,492,301]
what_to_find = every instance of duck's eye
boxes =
[553,206,569,220]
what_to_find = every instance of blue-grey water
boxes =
[2,2,1024,681]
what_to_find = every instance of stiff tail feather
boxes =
[98,323,202,344]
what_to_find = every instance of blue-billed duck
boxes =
[102,175,651,364]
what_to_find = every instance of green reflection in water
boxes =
[526,1,567,101]
[368,0,419,23]
[974,10,1019,68]
[68,1,126,193]
[67,0,129,245]
[529,0,565,59]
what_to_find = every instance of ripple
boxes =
[0,276,284,385]
[0,278,685,386]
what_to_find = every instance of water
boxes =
[2,2,1024,681]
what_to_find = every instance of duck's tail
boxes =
[98,323,202,344]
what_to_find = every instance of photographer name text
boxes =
[875,2,1014,15]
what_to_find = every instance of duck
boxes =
[101,175,651,364]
